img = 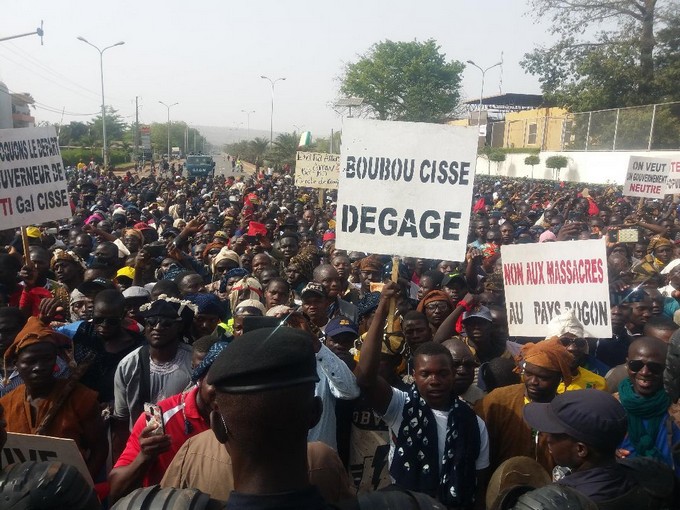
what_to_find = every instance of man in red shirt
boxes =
[108,341,226,503]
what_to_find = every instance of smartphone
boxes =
[144,402,165,435]
[617,228,640,244]
[370,282,385,293]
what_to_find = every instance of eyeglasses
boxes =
[627,359,664,375]
[451,358,479,370]
[145,317,181,329]
[93,316,122,326]
[558,337,588,348]
[425,302,450,312]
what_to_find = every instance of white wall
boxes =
[477,150,680,185]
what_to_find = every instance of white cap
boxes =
[546,309,584,338]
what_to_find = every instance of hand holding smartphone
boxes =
[144,402,165,436]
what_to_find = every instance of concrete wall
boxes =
[476,150,680,184]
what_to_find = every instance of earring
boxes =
[221,414,228,436]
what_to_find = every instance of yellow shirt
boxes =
[558,367,606,393]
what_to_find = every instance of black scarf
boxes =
[390,384,480,507]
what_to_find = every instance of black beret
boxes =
[207,327,319,393]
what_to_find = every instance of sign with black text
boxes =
[663,157,680,194]
[0,126,71,229]
[294,151,339,189]
[1,432,93,486]
[623,155,671,199]
[336,119,478,260]
[501,239,611,338]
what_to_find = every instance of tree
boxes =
[340,39,465,122]
[525,154,541,179]
[546,155,568,181]
[488,150,506,175]
[522,1,680,111]
[266,132,300,168]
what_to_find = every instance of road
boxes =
[213,153,255,178]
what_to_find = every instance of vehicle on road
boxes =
[185,154,215,178]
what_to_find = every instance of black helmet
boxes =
[0,461,100,510]
[111,486,221,510]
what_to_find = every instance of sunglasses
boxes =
[145,317,181,328]
[558,337,588,348]
[93,316,122,326]
[627,359,664,375]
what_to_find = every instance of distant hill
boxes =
[195,125,277,147]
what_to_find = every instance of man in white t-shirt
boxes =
[355,282,490,509]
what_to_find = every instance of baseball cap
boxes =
[523,389,627,450]
[301,282,326,299]
[462,305,493,323]
[442,272,466,288]
[325,317,359,338]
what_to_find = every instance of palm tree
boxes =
[249,137,270,162]
[268,132,300,167]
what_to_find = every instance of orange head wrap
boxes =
[4,317,70,362]
[417,290,454,313]
[359,255,383,273]
[517,337,574,386]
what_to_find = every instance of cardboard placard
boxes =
[623,155,671,199]
[501,239,612,338]
[336,119,478,260]
[294,151,339,189]
[1,432,93,486]
[663,158,680,194]
[0,126,71,229]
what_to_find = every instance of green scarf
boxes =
[618,378,670,461]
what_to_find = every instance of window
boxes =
[527,123,538,145]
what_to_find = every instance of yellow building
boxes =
[501,107,568,150]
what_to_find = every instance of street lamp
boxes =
[77,36,125,169]
[466,60,502,125]
[159,101,179,159]
[260,75,286,145]
[241,109,255,138]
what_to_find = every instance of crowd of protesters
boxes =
[0,161,678,509]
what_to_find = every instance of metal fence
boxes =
[488,101,680,152]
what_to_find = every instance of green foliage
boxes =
[314,131,342,154]
[522,1,680,111]
[340,39,464,122]
[524,154,541,166]
[60,147,128,167]
[266,132,300,167]
[545,155,568,170]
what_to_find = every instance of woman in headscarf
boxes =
[416,290,454,334]
[632,236,675,280]
[51,249,87,293]
[204,248,241,300]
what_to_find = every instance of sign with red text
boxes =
[336,118,478,260]
[623,155,671,199]
[294,151,339,189]
[1,432,93,487]
[0,126,71,229]
[662,157,680,194]
[501,239,611,338]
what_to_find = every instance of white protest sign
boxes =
[663,157,680,194]
[0,126,71,230]
[0,432,93,487]
[623,155,670,199]
[294,151,339,189]
[501,239,611,338]
[336,119,478,260]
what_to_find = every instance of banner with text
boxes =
[623,155,671,199]
[294,151,339,189]
[663,157,680,194]
[1,432,93,486]
[501,239,611,338]
[0,126,71,230]
[336,119,478,260]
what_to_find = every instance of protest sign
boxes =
[501,239,611,338]
[663,157,680,194]
[623,155,671,199]
[0,126,71,230]
[336,119,478,260]
[0,432,93,486]
[294,151,339,189]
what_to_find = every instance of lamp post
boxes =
[159,101,179,159]
[260,75,286,145]
[241,109,255,138]
[466,60,502,125]
[77,36,125,169]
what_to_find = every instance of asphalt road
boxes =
[213,153,254,178]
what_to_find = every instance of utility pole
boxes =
[134,96,139,162]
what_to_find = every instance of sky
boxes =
[0,0,555,139]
